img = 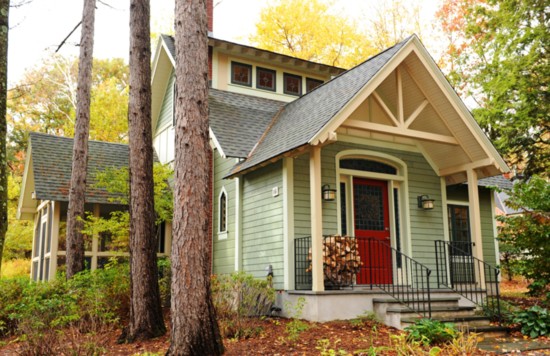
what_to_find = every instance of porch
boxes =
[284,235,502,330]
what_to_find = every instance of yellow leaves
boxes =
[250,0,376,69]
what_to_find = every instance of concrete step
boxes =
[386,305,477,318]
[401,315,492,328]
[373,296,461,308]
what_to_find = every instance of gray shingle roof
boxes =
[209,89,285,158]
[477,175,513,190]
[30,132,128,204]
[228,36,413,176]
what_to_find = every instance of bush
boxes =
[211,272,275,338]
[0,260,130,341]
[513,306,550,338]
[405,319,457,346]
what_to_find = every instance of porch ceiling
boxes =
[339,50,506,184]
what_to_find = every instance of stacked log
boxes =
[306,235,362,288]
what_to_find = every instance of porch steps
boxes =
[373,296,510,338]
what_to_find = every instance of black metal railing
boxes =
[435,240,502,321]
[294,235,432,318]
[360,237,432,318]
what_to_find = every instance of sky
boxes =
[7,0,443,86]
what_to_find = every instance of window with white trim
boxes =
[219,188,228,235]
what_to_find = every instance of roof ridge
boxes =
[30,132,129,147]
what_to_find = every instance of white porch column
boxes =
[310,146,324,292]
[234,176,243,271]
[91,204,100,271]
[283,157,295,290]
[467,169,485,285]
[48,201,61,280]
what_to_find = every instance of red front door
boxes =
[353,178,392,284]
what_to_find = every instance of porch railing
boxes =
[294,235,432,318]
[434,240,502,321]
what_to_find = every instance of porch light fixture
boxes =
[417,195,435,210]
[322,184,337,201]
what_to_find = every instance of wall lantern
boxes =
[322,184,337,201]
[417,195,435,210]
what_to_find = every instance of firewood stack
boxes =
[306,235,362,288]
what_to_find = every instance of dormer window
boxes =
[306,78,323,92]
[231,62,252,87]
[284,73,302,96]
[257,67,276,91]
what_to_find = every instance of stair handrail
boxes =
[434,240,502,322]
[363,237,433,319]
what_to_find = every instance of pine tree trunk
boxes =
[167,0,223,354]
[123,0,166,341]
[0,0,9,277]
[66,0,95,279]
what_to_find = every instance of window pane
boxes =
[340,159,397,175]
[257,67,276,91]
[231,62,252,86]
[306,78,323,92]
[220,192,227,232]
[284,73,302,96]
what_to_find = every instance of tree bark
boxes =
[0,0,9,277]
[167,0,223,354]
[123,0,166,341]
[66,0,95,279]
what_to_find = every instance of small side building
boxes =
[17,132,171,281]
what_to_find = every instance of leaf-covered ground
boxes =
[1,279,550,355]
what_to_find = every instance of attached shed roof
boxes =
[22,133,128,209]
[209,89,285,158]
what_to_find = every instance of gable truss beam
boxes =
[372,91,400,127]
[439,158,496,177]
[404,99,429,128]
[343,120,459,145]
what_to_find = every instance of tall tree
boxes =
[7,56,129,174]
[123,0,166,341]
[65,0,96,279]
[448,0,549,177]
[0,0,9,276]
[369,0,424,51]
[250,0,375,68]
[168,0,223,354]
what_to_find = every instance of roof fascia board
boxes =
[17,142,34,220]
[151,38,176,133]
[407,39,508,173]
[309,39,415,146]
[209,127,227,158]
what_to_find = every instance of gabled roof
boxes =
[209,89,285,158]
[18,133,128,219]
[227,37,412,176]
[226,35,508,181]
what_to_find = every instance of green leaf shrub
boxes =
[405,319,457,346]
[513,306,550,338]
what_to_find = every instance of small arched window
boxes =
[339,158,397,175]
[219,189,227,233]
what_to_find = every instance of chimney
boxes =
[207,0,213,34]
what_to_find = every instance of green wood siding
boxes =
[155,72,174,133]
[293,141,446,271]
[241,161,284,289]
[446,186,497,266]
[212,150,236,275]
